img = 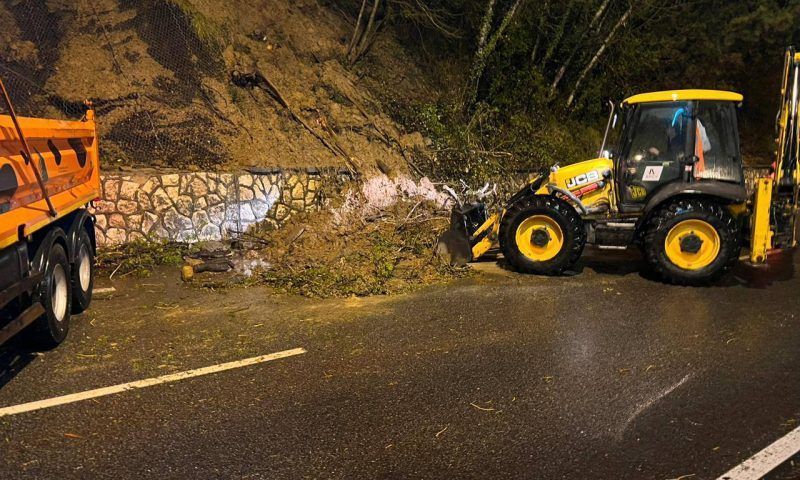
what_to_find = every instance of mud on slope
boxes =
[0,0,433,173]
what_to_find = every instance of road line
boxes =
[717,425,800,480]
[0,347,306,417]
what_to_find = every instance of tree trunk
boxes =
[347,0,381,66]
[530,0,550,65]
[347,0,369,58]
[464,0,525,112]
[540,0,574,69]
[548,0,610,96]
[566,4,632,108]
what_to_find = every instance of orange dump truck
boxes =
[0,84,99,348]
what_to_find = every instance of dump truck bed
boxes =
[0,111,99,249]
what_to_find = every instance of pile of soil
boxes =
[0,0,434,174]
[247,195,469,298]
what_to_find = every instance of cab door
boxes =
[616,101,694,211]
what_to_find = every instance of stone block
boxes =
[238,186,254,201]
[120,180,138,200]
[239,203,256,223]
[103,178,120,199]
[275,204,290,221]
[109,214,126,228]
[208,204,226,226]
[189,176,209,197]
[251,199,270,219]
[161,174,179,186]
[105,228,127,244]
[141,177,159,194]
[95,214,107,230]
[117,199,138,215]
[175,195,194,217]
[152,187,172,213]
[291,180,305,200]
[238,174,253,187]
[191,211,211,229]
[179,175,191,195]
[94,200,116,214]
[176,229,197,243]
[165,186,179,199]
[305,190,317,205]
[198,224,221,241]
[207,194,222,206]
[149,223,169,240]
[142,212,158,234]
[163,209,193,233]
[128,214,143,230]
[135,190,153,210]
[286,174,300,189]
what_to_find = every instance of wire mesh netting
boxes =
[0,0,230,169]
[1,0,414,174]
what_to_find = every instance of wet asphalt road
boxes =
[1,249,800,479]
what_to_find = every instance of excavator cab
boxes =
[610,92,745,212]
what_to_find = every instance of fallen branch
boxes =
[231,69,358,174]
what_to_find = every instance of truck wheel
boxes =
[499,195,585,275]
[644,198,740,285]
[32,242,72,348]
[71,229,94,313]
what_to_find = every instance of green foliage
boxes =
[258,201,469,298]
[388,0,800,168]
[98,240,188,277]
[168,0,224,54]
[399,98,600,182]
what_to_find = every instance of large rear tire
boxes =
[31,242,72,348]
[71,228,94,313]
[643,198,740,285]
[500,195,585,275]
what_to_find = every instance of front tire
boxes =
[71,228,94,313]
[644,198,740,285]
[499,195,585,275]
[31,242,73,348]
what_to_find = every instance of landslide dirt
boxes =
[0,0,434,174]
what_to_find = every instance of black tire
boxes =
[71,228,94,313]
[499,195,585,275]
[643,198,740,285]
[31,242,72,348]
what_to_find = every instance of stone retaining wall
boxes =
[93,169,350,245]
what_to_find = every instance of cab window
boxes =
[694,101,742,183]
[619,102,690,203]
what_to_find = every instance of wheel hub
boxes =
[52,263,68,323]
[664,219,721,270]
[531,228,551,247]
[679,233,703,254]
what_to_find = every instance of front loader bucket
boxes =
[435,207,473,267]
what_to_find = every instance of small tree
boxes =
[463,0,526,113]
[345,0,459,67]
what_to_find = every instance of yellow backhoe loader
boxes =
[438,47,800,285]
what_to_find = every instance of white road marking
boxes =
[717,425,800,480]
[0,347,306,417]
